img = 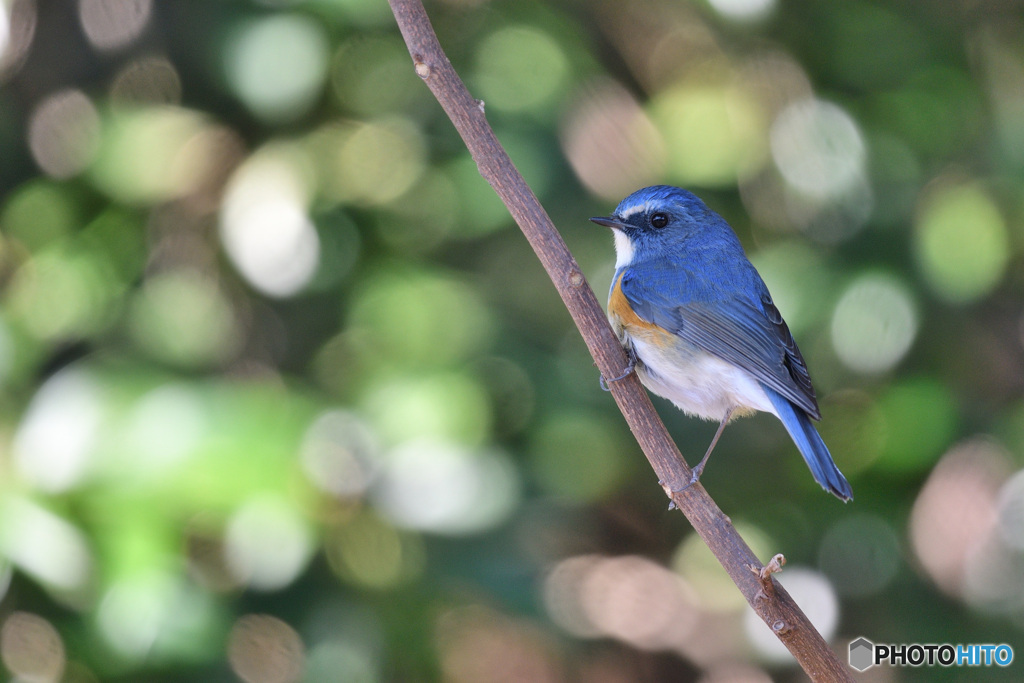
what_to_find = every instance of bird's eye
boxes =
[650,212,669,228]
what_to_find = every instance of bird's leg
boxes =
[599,347,637,391]
[675,407,734,492]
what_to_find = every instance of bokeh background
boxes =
[0,0,1023,680]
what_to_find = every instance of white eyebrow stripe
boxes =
[617,199,655,220]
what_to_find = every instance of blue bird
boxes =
[591,185,852,501]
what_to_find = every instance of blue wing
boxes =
[619,263,821,419]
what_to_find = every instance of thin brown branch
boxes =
[387,1,854,680]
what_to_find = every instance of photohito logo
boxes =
[849,637,1014,671]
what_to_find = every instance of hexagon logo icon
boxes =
[849,637,874,671]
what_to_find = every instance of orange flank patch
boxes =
[608,271,674,346]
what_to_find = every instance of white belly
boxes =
[627,334,777,422]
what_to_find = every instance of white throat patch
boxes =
[612,229,634,269]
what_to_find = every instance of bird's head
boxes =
[590,185,724,268]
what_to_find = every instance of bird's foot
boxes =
[599,349,637,391]
[671,466,704,494]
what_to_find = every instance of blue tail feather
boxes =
[762,385,853,502]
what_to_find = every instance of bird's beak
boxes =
[590,216,629,231]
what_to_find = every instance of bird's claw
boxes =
[599,350,636,391]
[658,479,678,510]
[670,468,703,494]
[661,470,703,509]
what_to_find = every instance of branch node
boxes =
[772,619,791,634]
[568,267,585,289]
[657,479,680,510]
[476,98,485,113]
[414,56,431,79]
[759,553,786,580]
[747,553,785,598]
